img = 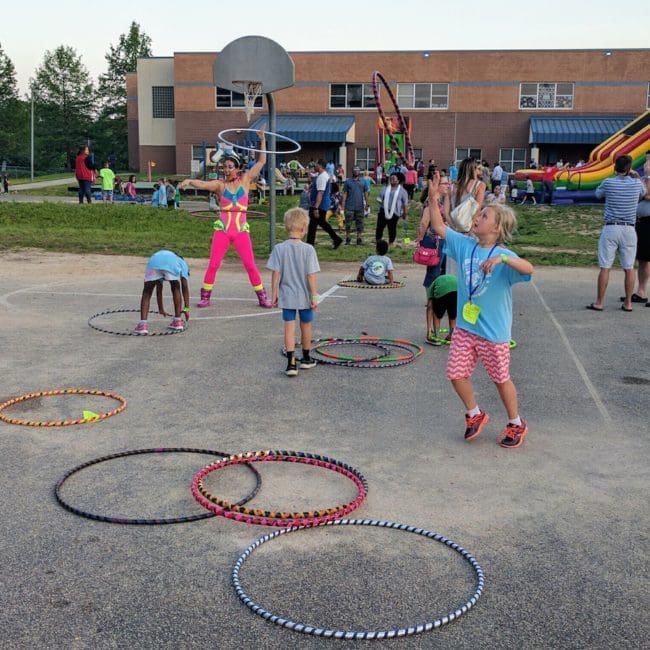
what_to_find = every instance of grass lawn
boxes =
[0,185,603,266]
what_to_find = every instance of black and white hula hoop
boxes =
[232,518,485,640]
[88,309,185,336]
[218,128,301,155]
[54,447,262,525]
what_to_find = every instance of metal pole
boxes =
[266,93,276,250]
[30,90,34,181]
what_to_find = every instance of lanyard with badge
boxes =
[462,243,497,324]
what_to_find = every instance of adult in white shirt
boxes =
[491,162,503,192]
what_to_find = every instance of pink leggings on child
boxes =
[202,230,263,289]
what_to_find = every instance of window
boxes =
[330,84,376,109]
[519,83,573,110]
[397,83,448,109]
[647,82,650,109]
[412,148,423,162]
[216,86,263,109]
[152,86,174,118]
[499,148,527,174]
[355,147,376,171]
[191,145,205,160]
[456,148,482,165]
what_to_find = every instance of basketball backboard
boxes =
[213,35,295,95]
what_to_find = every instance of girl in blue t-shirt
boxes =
[134,250,190,335]
[426,173,534,449]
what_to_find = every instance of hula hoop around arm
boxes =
[0,389,126,427]
[218,129,301,155]
[371,71,415,166]
[232,518,485,640]
[338,280,405,289]
[88,309,185,336]
[54,448,262,525]
[192,450,368,527]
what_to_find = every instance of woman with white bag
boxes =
[449,158,486,233]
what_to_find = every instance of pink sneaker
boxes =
[134,322,149,335]
[256,288,272,308]
[168,317,184,331]
[197,288,211,308]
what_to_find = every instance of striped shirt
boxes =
[595,175,646,224]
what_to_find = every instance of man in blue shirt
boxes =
[342,166,368,245]
[587,155,646,312]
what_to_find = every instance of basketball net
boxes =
[234,81,263,123]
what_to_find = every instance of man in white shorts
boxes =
[587,155,646,312]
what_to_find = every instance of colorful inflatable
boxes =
[514,111,649,200]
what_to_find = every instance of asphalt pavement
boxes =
[0,252,647,649]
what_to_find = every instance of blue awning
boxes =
[249,114,355,143]
[530,115,634,144]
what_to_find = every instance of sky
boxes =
[3,0,649,95]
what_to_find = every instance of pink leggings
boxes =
[202,230,263,289]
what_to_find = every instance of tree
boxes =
[0,42,25,167]
[96,22,153,168]
[32,46,95,170]
[0,42,18,105]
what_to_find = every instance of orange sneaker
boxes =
[498,420,528,448]
[464,410,489,441]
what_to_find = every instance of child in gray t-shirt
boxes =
[267,208,320,376]
[357,239,394,285]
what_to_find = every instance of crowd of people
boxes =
[77,139,648,452]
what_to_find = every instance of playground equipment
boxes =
[514,111,650,203]
[372,71,415,168]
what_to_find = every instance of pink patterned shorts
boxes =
[446,327,511,384]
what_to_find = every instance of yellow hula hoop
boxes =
[0,389,127,427]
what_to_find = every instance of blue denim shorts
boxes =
[282,308,314,323]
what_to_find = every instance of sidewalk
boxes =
[10,177,75,191]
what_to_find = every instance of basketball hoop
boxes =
[234,80,263,123]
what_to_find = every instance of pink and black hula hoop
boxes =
[54,448,262,525]
[192,450,368,527]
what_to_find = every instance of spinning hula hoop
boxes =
[218,129,301,155]
[337,280,405,289]
[0,389,126,427]
[193,450,368,527]
[232,518,485,640]
[54,448,262,525]
[88,309,185,336]
[371,71,415,166]
[187,209,267,220]
[311,337,423,368]
[426,332,517,349]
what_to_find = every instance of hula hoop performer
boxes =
[180,126,272,308]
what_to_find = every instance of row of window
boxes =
[355,147,527,174]
[152,82,650,117]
